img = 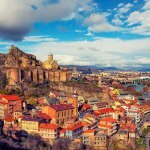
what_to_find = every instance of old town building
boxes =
[39,123,60,143]
[42,104,77,125]
[0,95,22,119]
[83,129,108,149]
[2,46,72,86]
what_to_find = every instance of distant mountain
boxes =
[61,64,150,72]
[99,67,125,71]
[136,68,150,72]
[61,65,125,73]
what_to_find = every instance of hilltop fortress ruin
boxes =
[0,45,72,86]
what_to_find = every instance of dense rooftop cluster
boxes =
[0,70,149,150]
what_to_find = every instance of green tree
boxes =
[28,97,36,105]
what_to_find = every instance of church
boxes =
[43,53,58,70]
[2,46,72,86]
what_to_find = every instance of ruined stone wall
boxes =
[7,68,20,85]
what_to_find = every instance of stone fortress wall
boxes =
[1,45,72,86]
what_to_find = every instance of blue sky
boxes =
[0,0,149,69]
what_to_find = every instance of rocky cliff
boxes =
[4,45,42,68]
[0,53,7,66]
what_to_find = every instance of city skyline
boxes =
[0,0,150,70]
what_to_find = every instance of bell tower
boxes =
[48,52,53,61]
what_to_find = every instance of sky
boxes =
[0,0,150,70]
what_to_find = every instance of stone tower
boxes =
[48,53,53,62]
[7,68,21,85]
[98,76,102,87]
[43,53,58,70]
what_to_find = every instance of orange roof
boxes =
[83,129,95,134]
[39,123,59,130]
[115,107,126,112]
[66,123,83,131]
[17,115,23,119]
[98,124,112,129]
[51,104,73,111]
[5,117,14,122]
[82,104,91,109]
[93,111,100,117]
[81,121,90,126]
[98,108,114,114]
[37,113,51,120]
[60,129,66,133]
[38,98,45,104]
[0,101,7,105]
[100,117,117,123]
[0,95,22,101]
[120,123,136,132]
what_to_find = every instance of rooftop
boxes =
[5,117,14,122]
[39,123,59,130]
[97,108,114,114]
[0,95,22,101]
[51,104,74,111]
[100,117,117,123]
[37,112,51,120]
[98,123,112,129]
[66,123,83,131]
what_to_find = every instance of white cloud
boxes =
[112,18,124,26]
[118,3,133,14]
[127,10,150,35]
[23,36,57,42]
[0,0,96,40]
[134,0,138,3]
[135,57,150,64]
[85,32,93,36]
[75,30,84,33]
[117,3,125,8]
[84,13,121,32]
[143,0,150,10]
[18,37,150,68]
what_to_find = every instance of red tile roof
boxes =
[100,117,117,123]
[66,123,83,131]
[115,107,126,112]
[51,104,73,111]
[98,124,112,129]
[82,104,91,109]
[120,123,136,132]
[39,123,59,130]
[0,95,22,101]
[37,113,51,120]
[95,102,108,108]
[93,111,100,117]
[83,129,95,134]
[17,115,23,119]
[97,108,114,114]
[5,117,14,122]
[60,129,66,133]
[0,101,7,105]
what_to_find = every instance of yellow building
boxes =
[21,117,40,134]
[82,129,108,150]
[43,54,58,70]
[42,104,77,125]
